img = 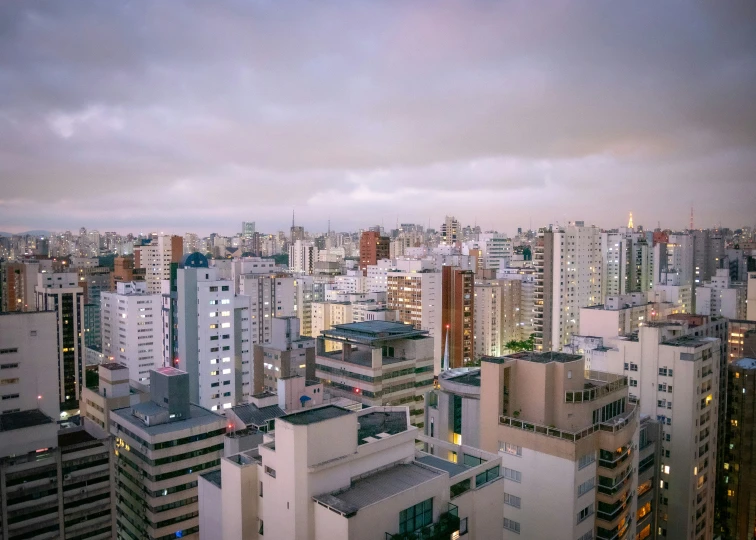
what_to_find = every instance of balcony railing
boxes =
[386,503,460,540]
[498,404,636,443]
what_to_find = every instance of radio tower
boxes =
[689,207,694,231]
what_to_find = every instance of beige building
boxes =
[134,234,183,294]
[198,404,503,540]
[748,272,756,320]
[315,321,434,425]
[80,362,149,434]
[477,351,658,540]
[252,317,315,393]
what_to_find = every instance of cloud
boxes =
[0,1,755,234]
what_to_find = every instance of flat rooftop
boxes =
[0,409,54,432]
[313,462,442,516]
[280,405,352,426]
[201,469,222,488]
[733,358,756,370]
[663,336,718,348]
[100,362,128,371]
[506,351,582,364]
[58,429,98,447]
[416,454,470,477]
[111,403,224,435]
[154,366,185,377]
[357,410,408,444]
[322,321,429,344]
[441,369,481,387]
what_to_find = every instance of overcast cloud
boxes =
[1,1,755,235]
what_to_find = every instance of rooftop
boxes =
[440,368,481,387]
[231,402,285,427]
[58,429,97,447]
[280,405,352,426]
[733,358,756,370]
[322,321,429,345]
[100,362,128,371]
[663,336,718,348]
[201,469,222,488]
[111,403,224,435]
[415,454,470,477]
[487,351,583,364]
[313,462,442,516]
[357,410,408,444]
[0,409,53,432]
[154,366,185,377]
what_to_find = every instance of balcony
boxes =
[386,503,460,540]
[498,403,636,443]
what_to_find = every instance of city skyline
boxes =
[1,2,755,233]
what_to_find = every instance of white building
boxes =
[534,222,603,351]
[289,240,319,275]
[35,272,86,412]
[601,229,652,300]
[177,260,239,411]
[239,273,298,344]
[101,281,162,383]
[695,268,746,319]
[135,234,182,294]
[252,317,315,393]
[749,272,756,321]
[198,404,502,540]
[478,232,513,271]
[588,326,719,539]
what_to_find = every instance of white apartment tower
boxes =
[478,232,513,270]
[288,240,319,275]
[135,234,183,294]
[177,254,239,412]
[35,272,86,411]
[695,268,746,320]
[239,273,298,344]
[101,281,162,383]
[534,222,603,351]
[601,229,652,300]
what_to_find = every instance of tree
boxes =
[505,333,536,353]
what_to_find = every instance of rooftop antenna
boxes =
[628,212,634,230]
[292,208,295,228]
[690,206,694,230]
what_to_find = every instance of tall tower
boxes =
[628,212,634,229]
[690,206,694,230]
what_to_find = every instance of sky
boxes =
[1,1,755,236]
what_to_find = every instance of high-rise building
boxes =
[695,268,747,319]
[440,215,460,246]
[387,269,442,367]
[473,280,502,359]
[251,317,315,393]
[476,351,658,540]
[288,240,318,275]
[315,321,434,424]
[534,222,603,351]
[601,229,652,300]
[477,232,513,270]
[358,230,390,273]
[442,266,474,368]
[239,272,299,344]
[588,326,720,539]
[35,272,86,411]
[747,272,756,321]
[728,319,756,361]
[177,254,240,411]
[723,357,756,539]
[134,234,183,294]
[80,362,149,433]
[199,404,501,540]
[652,233,694,313]
[0,260,37,312]
[242,221,256,238]
[101,281,162,383]
[110,367,226,540]
[0,311,116,540]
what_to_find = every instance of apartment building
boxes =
[359,230,390,273]
[722,357,756,539]
[315,321,434,424]
[534,222,603,351]
[238,272,298,345]
[477,351,659,540]
[695,268,747,319]
[288,240,319,275]
[134,234,183,294]
[601,229,652,300]
[386,269,442,366]
[110,368,226,540]
[198,404,502,540]
[442,266,474,368]
[588,326,719,539]
[177,255,240,412]
[80,362,149,434]
[101,281,162,383]
[35,272,86,412]
[252,317,315,393]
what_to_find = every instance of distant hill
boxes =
[0,230,51,237]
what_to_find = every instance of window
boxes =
[459,517,468,536]
[578,477,595,497]
[258,520,263,535]
[264,466,276,478]
[578,531,593,540]
[503,517,521,534]
[578,452,596,470]
[504,492,521,508]
[259,481,263,497]
[503,468,521,483]
[221,286,229,291]
[500,442,522,456]
[577,503,594,523]
[399,498,433,534]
